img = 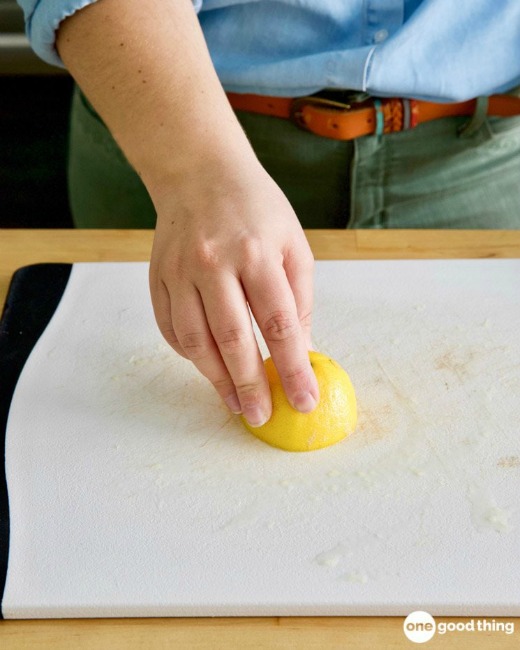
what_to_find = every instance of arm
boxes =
[57,0,319,426]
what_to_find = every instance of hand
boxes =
[149,155,320,427]
[55,0,319,426]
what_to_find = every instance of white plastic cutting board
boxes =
[3,260,520,618]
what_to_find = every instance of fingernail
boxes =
[225,394,242,414]
[292,391,318,414]
[244,406,269,428]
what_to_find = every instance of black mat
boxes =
[0,263,73,616]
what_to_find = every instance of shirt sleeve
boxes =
[16,0,204,68]
[364,0,520,101]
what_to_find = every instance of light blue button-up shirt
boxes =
[16,0,520,102]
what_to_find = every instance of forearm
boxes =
[57,0,254,199]
[57,0,318,424]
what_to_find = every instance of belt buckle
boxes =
[290,95,359,132]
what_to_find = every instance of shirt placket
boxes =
[363,0,405,45]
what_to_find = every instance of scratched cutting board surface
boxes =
[1,260,520,619]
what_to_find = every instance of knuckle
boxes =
[157,321,176,339]
[179,331,211,360]
[156,325,188,359]
[299,310,313,330]
[280,364,311,391]
[239,236,264,265]
[195,241,220,270]
[214,327,248,355]
[212,375,235,391]
[157,322,178,344]
[263,311,298,342]
[162,254,185,280]
[171,342,189,359]
[234,381,264,406]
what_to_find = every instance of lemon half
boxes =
[241,351,357,452]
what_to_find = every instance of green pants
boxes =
[68,86,520,229]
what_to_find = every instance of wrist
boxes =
[143,128,262,214]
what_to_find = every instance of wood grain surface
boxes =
[1,228,519,650]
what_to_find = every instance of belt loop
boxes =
[458,96,489,138]
[402,99,411,130]
[374,99,384,136]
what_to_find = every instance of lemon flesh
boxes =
[241,351,357,452]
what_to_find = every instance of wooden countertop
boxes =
[1,229,519,650]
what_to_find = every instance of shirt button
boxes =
[373,29,388,43]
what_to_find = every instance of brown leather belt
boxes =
[226,92,520,140]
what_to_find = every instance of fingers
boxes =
[283,244,315,351]
[243,258,319,414]
[157,271,272,427]
[174,287,245,414]
[150,232,317,424]
[153,279,242,415]
[199,275,271,427]
[149,278,188,359]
